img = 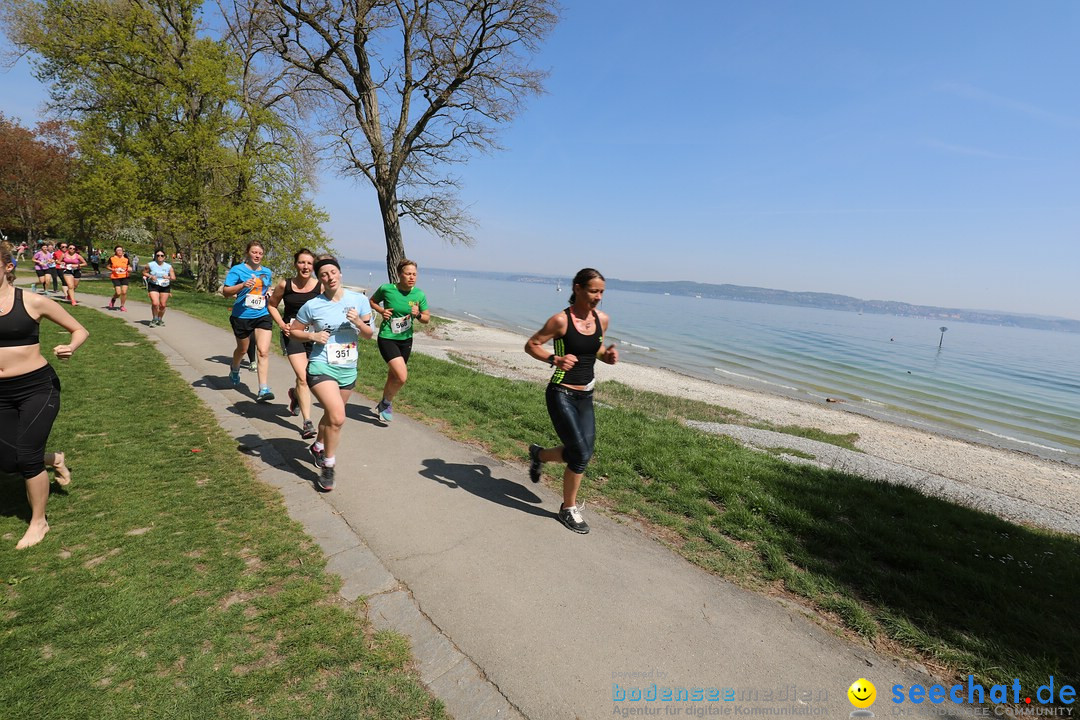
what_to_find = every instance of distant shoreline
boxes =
[342,258,1080,333]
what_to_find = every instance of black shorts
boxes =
[112,278,130,287]
[280,331,314,356]
[229,314,273,339]
[0,364,61,479]
[71,269,82,279]
[147,283,171,294]
[377,336,413,364]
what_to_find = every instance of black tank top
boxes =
[551,308,602,386]
[281,278,321,322]
[0,289,40,347]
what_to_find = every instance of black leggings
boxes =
[0,364,61,479]
[545,383,595,474]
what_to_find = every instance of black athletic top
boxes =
[281,278,321,322]
[0,289,40,347]
[550,308,602,387]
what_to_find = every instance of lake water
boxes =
[353,264,1080,466]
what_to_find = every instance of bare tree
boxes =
[252,0,558,281]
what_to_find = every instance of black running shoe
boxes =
[301,419,317,439]
[558,504,590,534]
[316,465,335,492]
[528,444,543,483]
[287,388,299,416]
[308,442,325,469]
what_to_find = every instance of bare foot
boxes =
[16,520,49,549]
[52,453,71,486]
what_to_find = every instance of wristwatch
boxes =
[546,354,556,366]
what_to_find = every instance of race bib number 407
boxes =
[244,294,266,310]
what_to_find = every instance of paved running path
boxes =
[68,288,961,720]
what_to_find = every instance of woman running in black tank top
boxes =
[0,241,89,549]
[524,268,618,534]
[267,249,322,439]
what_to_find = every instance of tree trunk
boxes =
[377,184,405,283]
[194,242,220,292]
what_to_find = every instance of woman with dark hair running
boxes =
[0,241,88,549]
[50,242,67,294]
[267,248,322,439]
[369,259,428,423]
[524,268,618,534]
[33,243,51,294]
[59,244,86,306]
[290,256,372,491]
[142,249,176,326]
[106,245,132,311]
[222,241,274,401]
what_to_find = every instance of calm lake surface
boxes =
[353,264,1080,466]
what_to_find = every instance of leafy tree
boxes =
[3,0,328,290]
[0,113,74,242]
[244,0,559,280]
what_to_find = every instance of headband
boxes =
[313,257,340,274]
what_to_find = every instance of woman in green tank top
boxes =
[368,259,429,423]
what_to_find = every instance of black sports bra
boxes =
[0,289,40,347]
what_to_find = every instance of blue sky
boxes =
[4,1,1078,318]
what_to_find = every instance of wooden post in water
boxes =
[938,326,948,348]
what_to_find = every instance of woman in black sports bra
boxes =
[524,268,618,535]
[0,242,89,549]
[267,249,322,439]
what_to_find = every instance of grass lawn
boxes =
[0,305,446,719]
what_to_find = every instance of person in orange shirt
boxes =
[106,245,132,311]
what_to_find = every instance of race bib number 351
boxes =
[328,342,357,366]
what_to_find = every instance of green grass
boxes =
[347,350,1080,692]
[0,308,446,720]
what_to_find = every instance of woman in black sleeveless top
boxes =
[524,268,618,534]
[267,249,322,439]
[0,242,89,549]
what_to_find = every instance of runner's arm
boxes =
[266,280,289,331]
[525,312,573,368]
[26,293,89,357]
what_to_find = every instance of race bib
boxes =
[155,277,170,287]
[244,294,266,310]
[327,342,357,366]
[66,263,77,271]
[390,314,413,334]
[115,268,128,277]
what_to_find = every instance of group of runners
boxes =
[220,243,618,534]
[31,241,90,305]
[221,243,430,492]
[3,232,617,546]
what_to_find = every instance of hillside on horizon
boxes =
[341,258,1080,334]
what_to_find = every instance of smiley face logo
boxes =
[848,678,876,709]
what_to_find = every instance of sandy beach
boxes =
[413,317,1080,537]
